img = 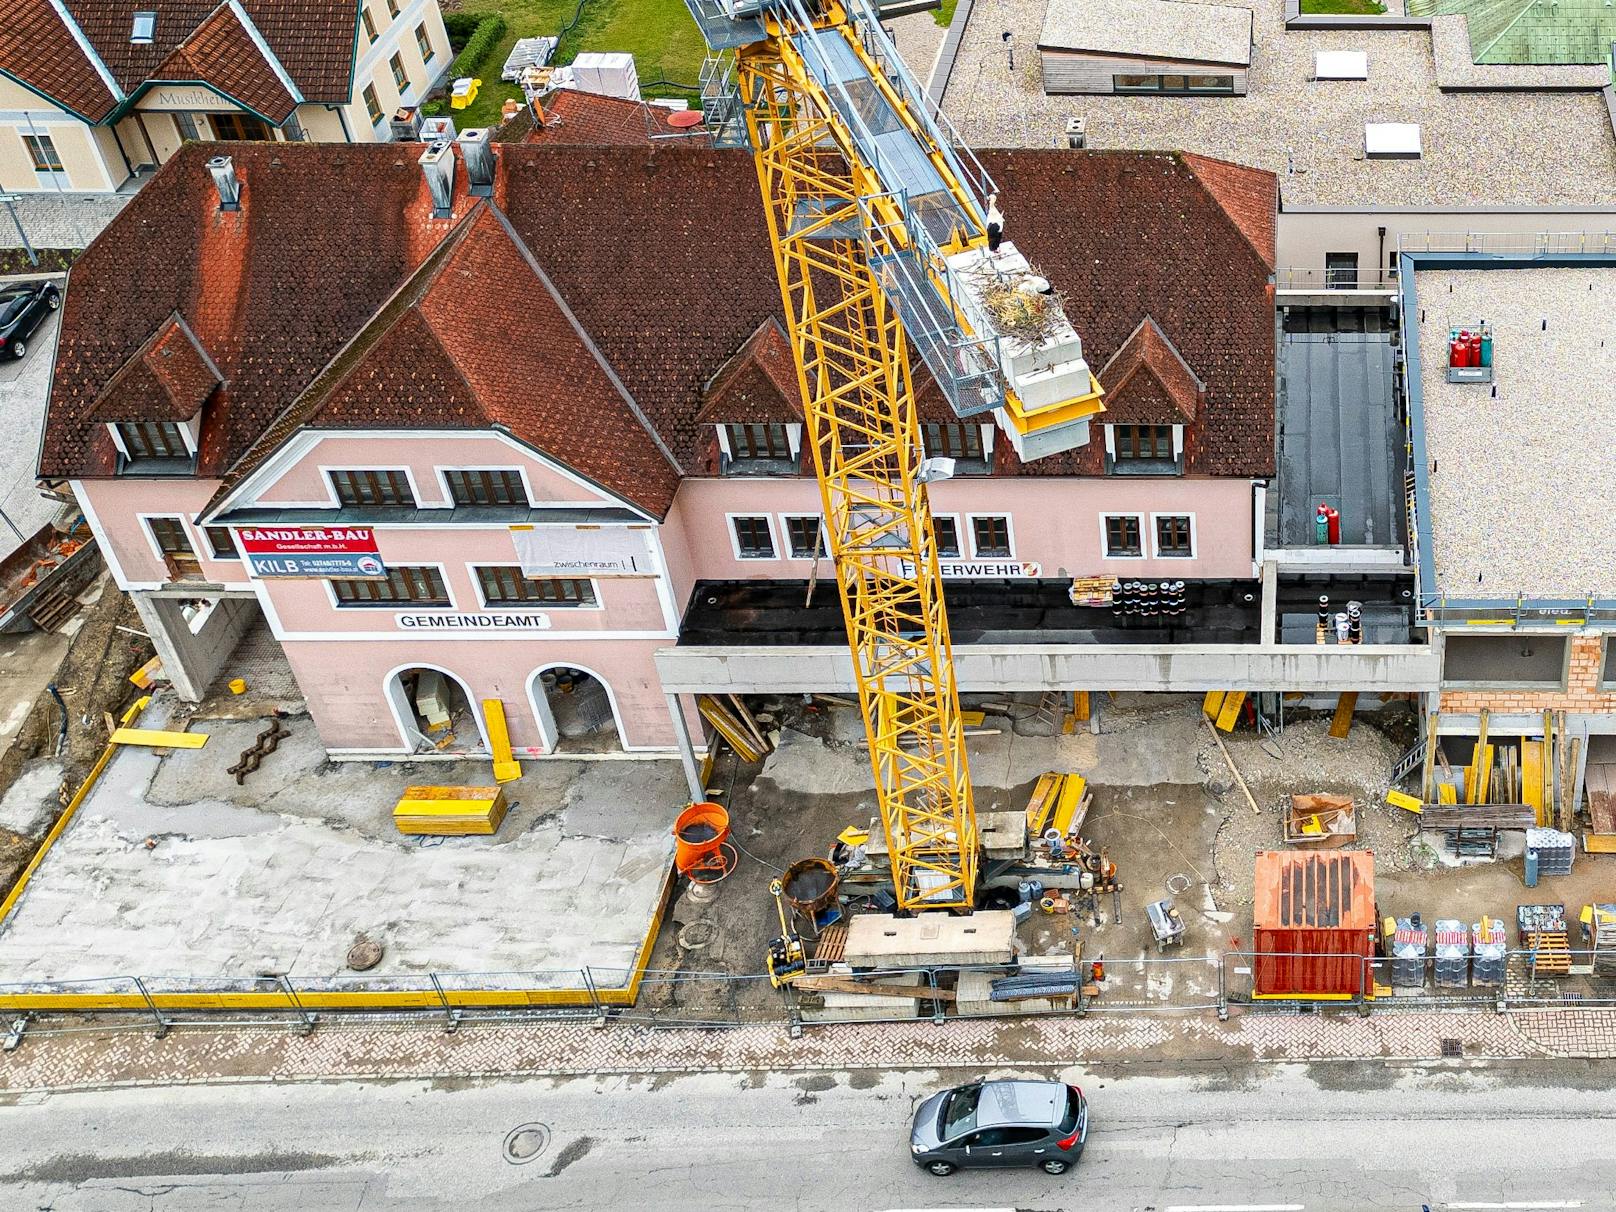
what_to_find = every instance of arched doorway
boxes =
[528,664,626,754]
[384,664,490,755]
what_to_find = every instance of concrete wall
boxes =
[1278,209,1616,281]
[132,592,260,701]
[285,634,685,753]
[657,641,1442,694]
[671,473,1259,582]
[1040,50,1247,96]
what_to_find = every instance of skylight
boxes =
[131,11,156,44]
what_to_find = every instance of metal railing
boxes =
[1277,266,1399,291]
[1398,230,1616,256]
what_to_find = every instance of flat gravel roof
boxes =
[1040,0,1253,66]
[1414,266,1616,598]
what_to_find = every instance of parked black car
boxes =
[0,280,60,359]
[910,1079,1089,1176]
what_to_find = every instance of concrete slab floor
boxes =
[0,702,686,988]
[0,628,71,761]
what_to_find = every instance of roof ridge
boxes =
[1179,152,1276,272]
[46,0,122,104]
[226,0,303,103]
[483,199,686,479]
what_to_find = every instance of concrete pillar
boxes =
[1259,559,1278,645]
[665,692,704,802]
[131,593,204,701]
[130,593,258,703]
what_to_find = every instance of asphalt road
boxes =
[1,1061,1612,1210]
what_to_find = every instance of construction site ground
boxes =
[0,690,686,993]
[644,693,1616,1021]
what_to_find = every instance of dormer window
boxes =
[717,423,799,476]
[118,420,187,459]
[131,11,156,44]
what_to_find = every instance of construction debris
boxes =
[1284,793,1356,847]
[697,694,773,762]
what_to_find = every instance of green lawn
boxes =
[1298,0,1387,12]
[933,0,958,27]
[449,0,708,127]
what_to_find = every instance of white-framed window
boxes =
[363,82,383,125]
[330,565,451,608]
[1151,512,1196,558]
[728,514,777,560]
[442,468,531,507]
[202,525,239,560]
[473,566,598,609]
[931,513,962,559]
[327,468,417,507]
[716,423,801,475]
[144,515,197,561]
[967,513,1013,559]
[780,514,823,560]
[1100,513,1145,559]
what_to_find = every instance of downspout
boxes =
[329,103,354,142]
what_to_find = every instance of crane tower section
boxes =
[686,0,1106,911]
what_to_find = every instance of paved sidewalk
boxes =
[5,1007,1614,1092]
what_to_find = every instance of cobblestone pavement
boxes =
[7,1006,1615,1092]
[0,191,133,252]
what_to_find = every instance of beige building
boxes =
[0,0,451,194]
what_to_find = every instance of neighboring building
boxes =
[948,0,1616,293]
[37,116,1436,783]
[1399,243,1616,818]
[0,0,450,194]
[1039,0,1254,96]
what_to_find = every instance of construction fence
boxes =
[7,948,1615,1037]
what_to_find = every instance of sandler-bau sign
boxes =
[237,526,385,579]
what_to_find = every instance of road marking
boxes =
[1445,1203,1583,1210]
[1165,1205,1304,1212]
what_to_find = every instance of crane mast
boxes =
[686,0,1105,912]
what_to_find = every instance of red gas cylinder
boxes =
[1326,507,1342,545]
[1448,334,1462,367]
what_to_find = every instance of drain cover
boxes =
[503,1123,552,1165]
[1440,1038,1463,1058]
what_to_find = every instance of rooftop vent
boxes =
[459,128,495,196]
[1364,122,1420,159]
[206,154,240,211]
[1065,116,1086,149]
[1314,50,1367,80]
[419,139,456,218]
[131,10,156,43]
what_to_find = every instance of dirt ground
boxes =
[640,692,1616,1020]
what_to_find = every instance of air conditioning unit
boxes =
[1065,116,1086,149]
[390,105,422,142]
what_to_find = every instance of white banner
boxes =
[510,525,652,577]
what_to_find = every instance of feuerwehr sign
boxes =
[237,526,385,579]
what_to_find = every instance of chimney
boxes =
[419,139,456,218]
[206,154,240,211]
[459,128,495,196]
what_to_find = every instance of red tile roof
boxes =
[0,0,119,121]
[1096,316,1204,426]
[526,89,704,146]
[0,0,357,123]
[1182,153,1277,271]
[697,319,803,425]
[89,313,222,422]
[150,2,298,123]
[41,133,1277,511]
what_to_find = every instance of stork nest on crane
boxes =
[976,270,1066,348]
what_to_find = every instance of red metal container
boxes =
[1325,507,1341,545]
[1252,850,1376,997]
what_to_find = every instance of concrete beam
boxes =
[655,642,1442,695]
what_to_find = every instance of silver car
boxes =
[909,1079,1088,1176]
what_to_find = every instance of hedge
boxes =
[448,14,506,80]
[443,11,481,50]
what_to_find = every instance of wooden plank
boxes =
[794,976,956,1002]
[1583,832,1616,854]
[1050,774,1088,834]
[1328,692,1358,739]
[1386,790,1422,813]
[1203,716,1260,814]
[1421,712,1439,803]
[1522,740,1546,826]
[109,728,207,749]
[1587,764,1616,835]
[1202,690,1226,719]
[1214,690,1246,733]
[402,785,503,801]
[1473,745,1494,805]
[1025,773,1062,833]
[481,699,522,784]
[1072,691,1091,723]
[1438,782,1458,804]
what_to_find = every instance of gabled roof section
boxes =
[1180,153,1277,271]
[149,1,299,123]
[0,0,121,121]
[696,318,803,425]
[1097,316,1204,426]
[236,0,355,100]
[527,89,704,145]
[88,312,222,422]
[215,204,682,518]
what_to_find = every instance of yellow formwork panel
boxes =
[1051,774,1088,834]
[482,698,522,783]
[1202,691,1226,719]
[1025,772,1062,833]
[1214,691,1246,732]
[109,728,208,749]
[1522,740,1546,825]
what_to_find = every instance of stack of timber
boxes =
[1584,763,1616,853]
[1284,794,1356,848]
[1025,772,1090,837]
[393,785,509,836]
[696,694,772,762]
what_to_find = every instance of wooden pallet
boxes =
[813,922,848,964]
[1525,930,1571,976]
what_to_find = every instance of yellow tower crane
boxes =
[686,0,1106,912]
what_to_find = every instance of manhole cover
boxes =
[503,1123,551,1165]
[678,921,717,951]
[1166,874,1192,895]
[1440,1038,1463,1058]
[346,938,384,971]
